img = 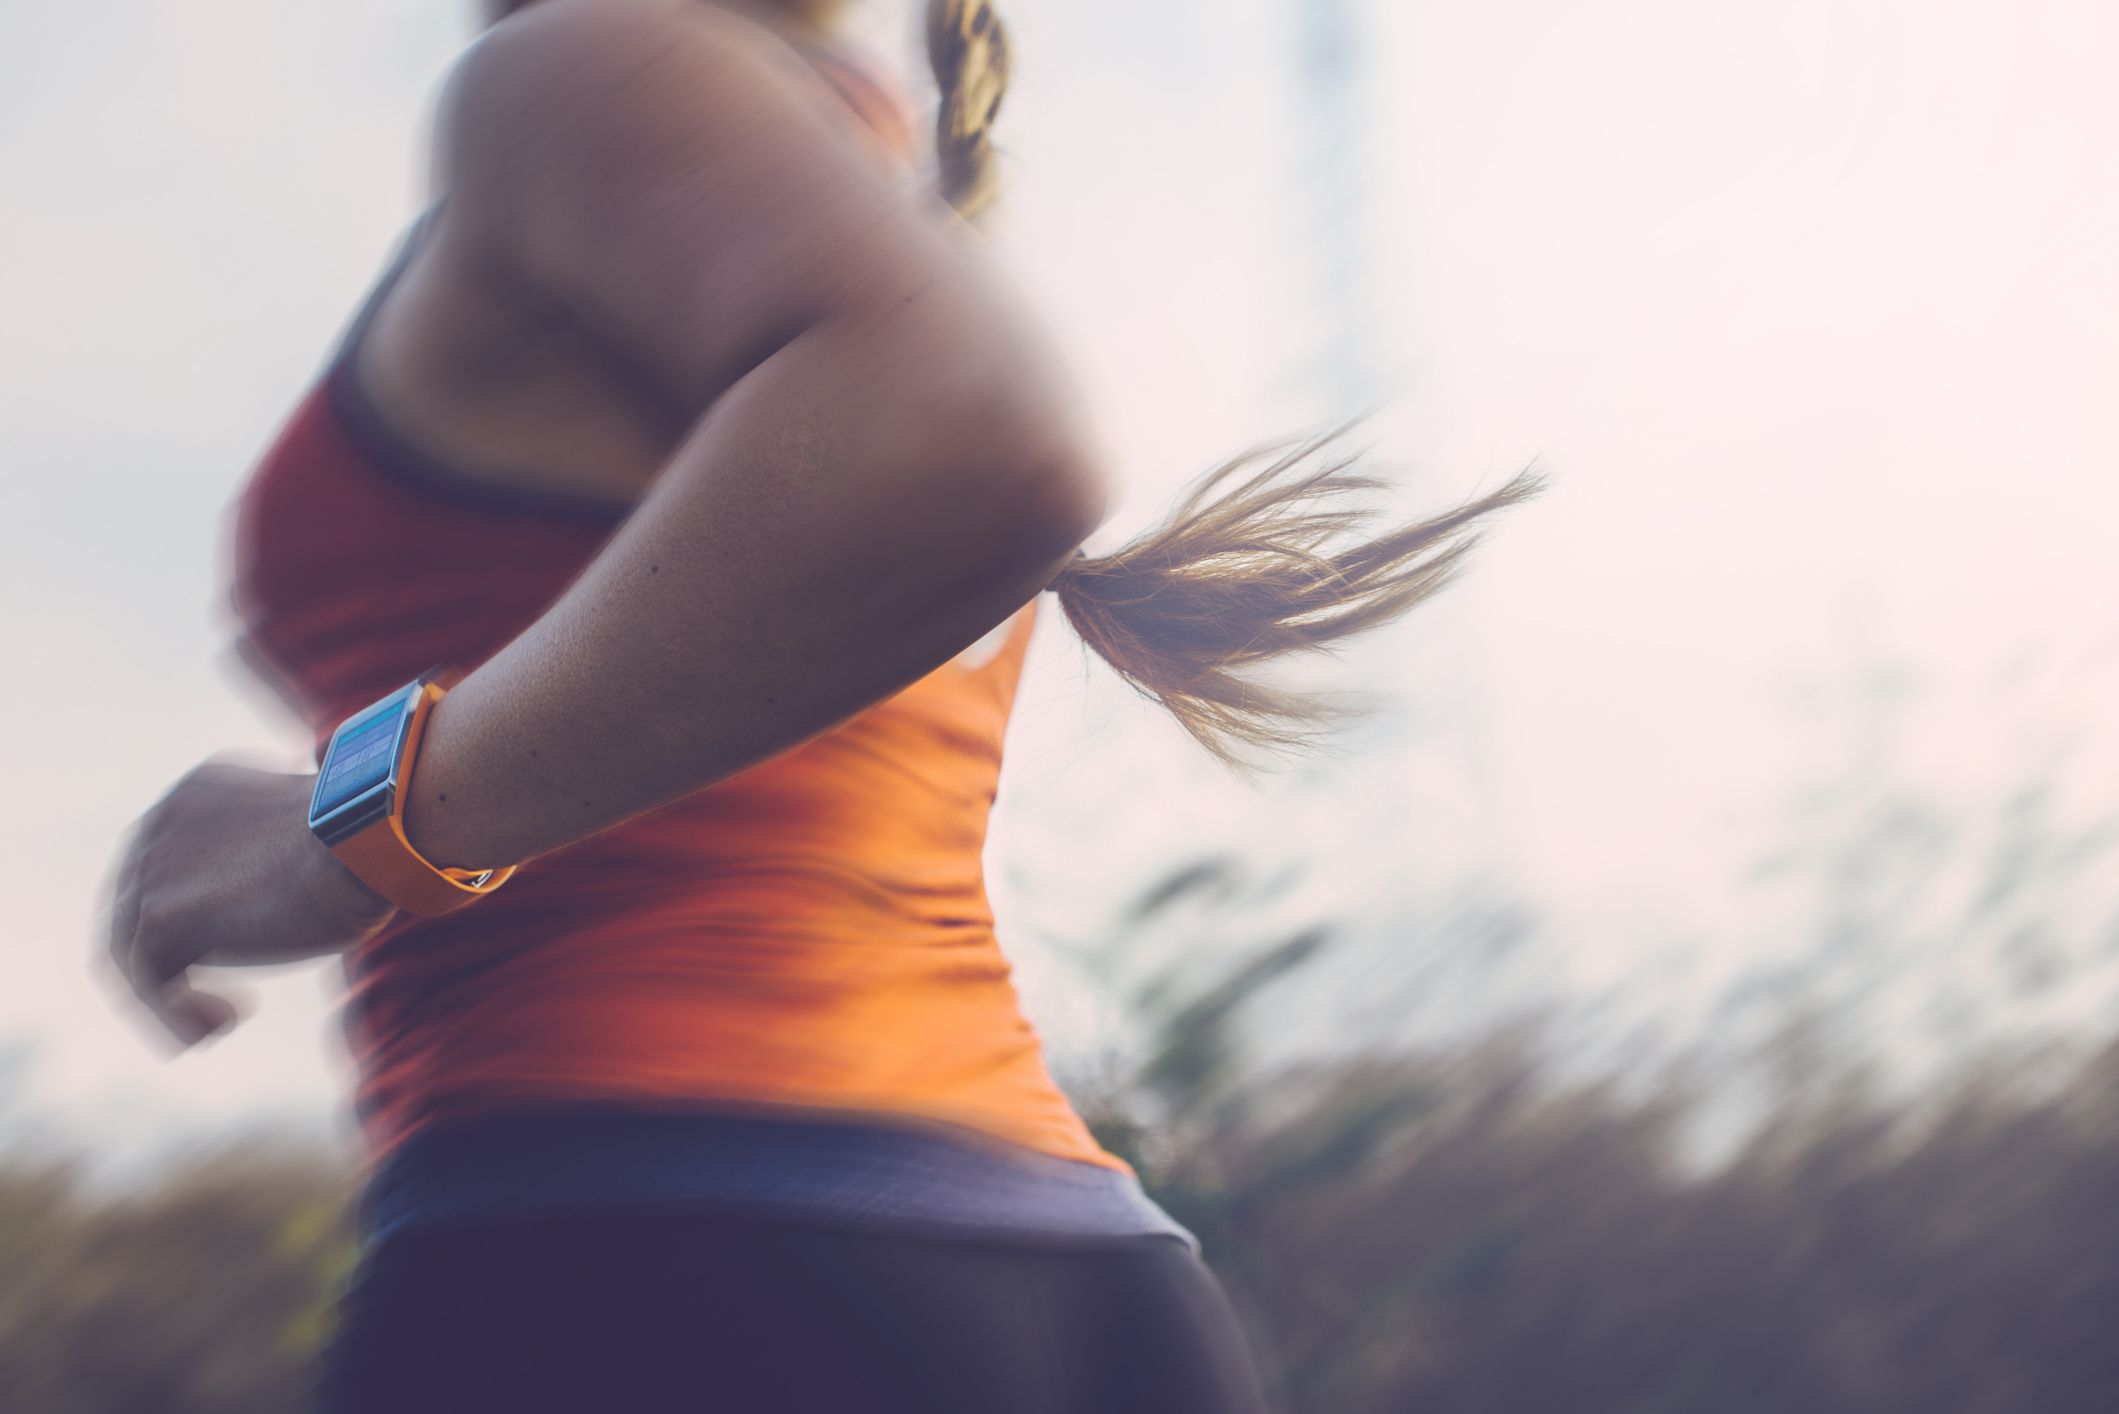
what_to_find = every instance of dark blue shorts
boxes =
[311,1207,1272,1413]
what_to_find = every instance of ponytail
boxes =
[924,0,1009,223]
[920,5,1545,768]
[1046,422,1544,768]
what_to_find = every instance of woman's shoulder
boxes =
[438,0,896,174]
[426,0,959,409]
[430,0,925,276]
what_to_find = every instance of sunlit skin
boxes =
[98,0,1109,1049]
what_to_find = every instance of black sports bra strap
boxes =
[326,203,446,383]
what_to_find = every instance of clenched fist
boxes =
[99,755,396,1049]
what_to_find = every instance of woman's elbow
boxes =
[1013,442,1111,556]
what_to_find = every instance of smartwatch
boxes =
[307,673,517,916]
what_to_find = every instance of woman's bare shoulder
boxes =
[426,0,965,407]
[433,0,821,196]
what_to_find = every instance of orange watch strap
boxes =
[328,681,518,916]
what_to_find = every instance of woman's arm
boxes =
[393,0,1110,875]
[99,0,1104,1048]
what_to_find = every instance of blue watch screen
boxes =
[314,709,405,819]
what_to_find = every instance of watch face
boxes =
[310,681,421,826]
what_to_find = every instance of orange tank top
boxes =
[226,43,1133,1187]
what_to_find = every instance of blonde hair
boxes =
[924,0,1009,220]
[921,0,1545,769]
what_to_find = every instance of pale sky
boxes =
[5,0,2117,1174]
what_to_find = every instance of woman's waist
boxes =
[359,833,1000,954]
[345,885,1030,1088]
[343,911,1060,1144]
[349,1014,1131,1176]
[355,1099,1195,1254]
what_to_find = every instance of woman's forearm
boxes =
[394,309,1105,874]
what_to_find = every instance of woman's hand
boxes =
[100,755,397,1050]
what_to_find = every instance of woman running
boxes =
[101,0,1536,1409]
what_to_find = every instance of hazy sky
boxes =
[6,0,2116,1172]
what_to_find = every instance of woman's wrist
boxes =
[295,784,399,933]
